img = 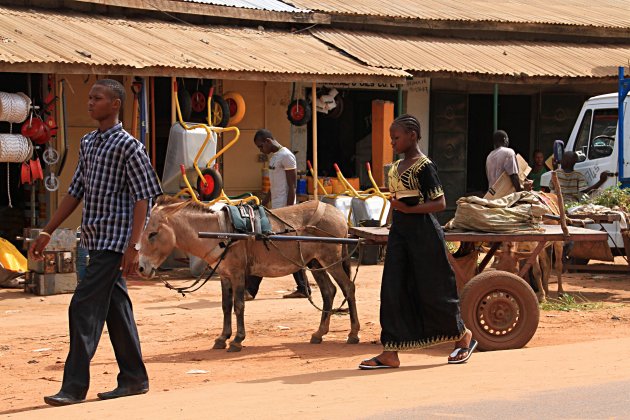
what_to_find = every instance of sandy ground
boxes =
[1,262,629,415]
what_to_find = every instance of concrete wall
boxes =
[404,78,431,154]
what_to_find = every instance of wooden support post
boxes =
[551,171,570,239]
[371,100,395,187]
[171,76,176,125]
[312,81,318,200]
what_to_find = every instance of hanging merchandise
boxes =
[29,157,44,181]
[21,114,51,144]
[223,91,246,125]
[191,79,207,114]
[43,146,60,165]
[324,92,344,120]
[0,92,31,123]
[177,84,192,121]
[20,161,31,184]
[210,94,230,128]
[0,134,33,162]
[191,91,206,113]
[286,99,311,126]
[44,173,59,192]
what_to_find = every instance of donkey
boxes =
[137,196,359,352]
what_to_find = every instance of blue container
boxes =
[297,178,307,195]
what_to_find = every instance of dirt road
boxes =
[1,264,629,417]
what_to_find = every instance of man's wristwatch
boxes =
[132,242,141,251]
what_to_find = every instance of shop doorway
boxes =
[466,94,532,194]
[306,89,397,187]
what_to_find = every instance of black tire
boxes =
[177,89,192,121]
[196,167,223,201]
[324,95,344,119]
[287,99,312,126]
[211,95,230,128]
[460,270,539,351]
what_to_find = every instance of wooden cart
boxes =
[349,224,608,351]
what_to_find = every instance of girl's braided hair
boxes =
[392,114,421,141]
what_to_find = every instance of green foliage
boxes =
[589,183,630,212]
[564,183,630,212]
[540,293,604,312]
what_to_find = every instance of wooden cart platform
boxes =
[349,225,607,351]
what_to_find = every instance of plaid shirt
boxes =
[68,123,162,253]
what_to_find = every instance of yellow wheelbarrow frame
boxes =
[172,81,259,206]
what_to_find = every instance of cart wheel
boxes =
[196,167,223,201]
[211,95,230,128]
[287,99,311,126]
[460,270,539,351]
[224,91,246,125]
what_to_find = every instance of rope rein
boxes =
[161,239,234,296]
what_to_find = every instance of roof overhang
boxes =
[0,6,408,84]
[66,0,331,24]
[312,28,630,83]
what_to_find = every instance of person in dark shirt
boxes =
[29,79,162,406]
[527,150,549,191]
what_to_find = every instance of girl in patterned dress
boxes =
[359,114,476,369]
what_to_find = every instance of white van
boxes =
[540,91,629,249]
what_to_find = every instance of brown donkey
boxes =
[137,197,359,352]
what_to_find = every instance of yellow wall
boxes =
[221,80,293,195]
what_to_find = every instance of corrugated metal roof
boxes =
[312,28,630,78]
[182,0,306,12]
[288,0,630,28]
[0,7,407,81]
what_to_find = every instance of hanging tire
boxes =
[210,95,230,128]
[196,167,223,201]
[177,89,192,121]
[191,91,207,113]
[460,270,539,351]
[287,99,311,126]
[324,95,344,119]
[224,91,246,125]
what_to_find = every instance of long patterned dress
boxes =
[381,156,466,351]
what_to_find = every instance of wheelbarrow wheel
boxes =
[460,270,539,351]
[224,91,246,125]
[196,167,223,201]
[286,99,311,126]
[211,95,230,128]
[177,89,192,121]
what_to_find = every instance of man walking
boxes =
[29,79,162,406]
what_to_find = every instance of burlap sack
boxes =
[445,191,547,233]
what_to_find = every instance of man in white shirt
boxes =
[246,129,310,299]
[485,130,525,192]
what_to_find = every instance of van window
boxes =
[573,109,592,159]
[588,108,618,160]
